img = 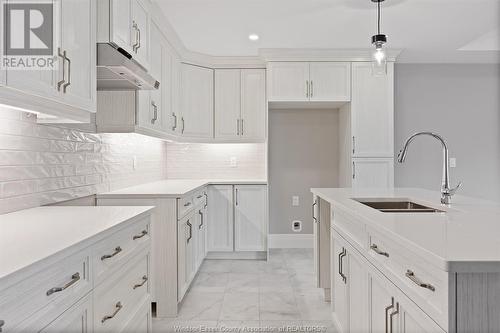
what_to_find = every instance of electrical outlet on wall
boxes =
[230,157,238,168]
[292,220,302,232]
[450,157,457,168]
[292,196,299,206]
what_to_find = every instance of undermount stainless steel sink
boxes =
[354,199,444,213]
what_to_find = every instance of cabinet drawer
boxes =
[121,297,152,333]
[93,217,150,284]
[177,196,194,219]
[94,250,150,332]
[2,249,91,332]
[368,232,448,328]
[193,188,207,207]
[332,208,368,250]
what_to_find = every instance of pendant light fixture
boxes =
[371,0,388,76]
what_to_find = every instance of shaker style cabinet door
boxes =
[215,69,241,139]
[309,62,351,102]
[352,158,394,189]
[207,185,234,252]
[351,62,394,157]
[234,185,267,252]
[130,0,150,70]
[240,69,266,141]
[267,62,309,101]
[180,64,214,139]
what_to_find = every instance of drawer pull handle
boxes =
[338,248,347,283]
[312,201,318,223]
[46,272,80,296]
[101,302,123,323]
[186,221,192,243]
[133,275,148,290]
[197,195,203,199]
[389,302,400,333]
[0,320,4,331]
[133,230,148,240]
[184,202,192,207]
[101,246,122,261]
[405,270,435,292]
[204,193,208,208]
[385,297,395,333]
[370,244,389,257]
[199,210,204,229]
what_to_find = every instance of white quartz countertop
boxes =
[97,179,268,198]
[0,206,153,281]
[311,188,500,271]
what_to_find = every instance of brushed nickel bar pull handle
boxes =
[204,193,208,208]
[133,230,148,240]
[389,302,400,333]
[184,202,192,207]
[385,297,395,333]
[237,119,240,135]
[101,302,123,323]
[306,80,309,98]
[310,81,313,98]
[197,195,203,199]
[186,221,192,243]
[57,48,66,91]
[199,210,203,229]
[101,246,122,261]
[338,248,347,283]
[136,25,141,51]
[181,117,185,134]
[63,52,71,93]
[133,276,148,290]
[352,161,356,179]
[151,102,158,124]
[132,21,138,51]
[312,201,318,223]
[352,136,355,154]
[370,244,389,257]
[172,113,177,131]
[46,272,80,296]
[405,270,435,291]
[340,248,347,283]
[241,119,244,136]
[235,188,238,206]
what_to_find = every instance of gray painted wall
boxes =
[394,64,500,202]
[269,109,339,234]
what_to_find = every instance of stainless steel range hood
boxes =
[97,43,160,91]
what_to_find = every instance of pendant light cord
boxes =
[377,0,381,35]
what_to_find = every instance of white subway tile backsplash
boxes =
[0,109,167,214]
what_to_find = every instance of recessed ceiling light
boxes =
[248,34,259,41]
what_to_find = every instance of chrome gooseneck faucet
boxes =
[397,132,462,205]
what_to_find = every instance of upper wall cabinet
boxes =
[351,62,394,157]
[267,62,351,104]
[179,64,214,139]
[97,0,150,70]
[0,0,96,123]
[214,69,266,142]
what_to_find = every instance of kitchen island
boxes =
[311,187,500,333]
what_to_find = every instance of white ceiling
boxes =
[155,0,500,63]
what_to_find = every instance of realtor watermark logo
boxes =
[2,1,57,70]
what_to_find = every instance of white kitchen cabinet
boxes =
[180,64,214,139]
[267,62,351,103]
[40,294,92,333]
[332,240,349,333]
[267,62,309,101]
[215,69,241,139]
[309,62,351,101]
[99,0,150,70]
[351,62,394,157]
[352,158,394,189]
[214,69,266,142]
[234,185,267,251]
[207,185,234,252]
[3,0,96,121]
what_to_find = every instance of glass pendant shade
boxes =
[372,41,387,76]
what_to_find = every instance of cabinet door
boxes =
[131,0,150,70]
[369,269,396,333]
[40,294,92,333]
[267,62,309,101]
[162,45,175,134]
[351,62,394,157]
[215,69,241,139]
[6,1,57,99]
[332,236,349,333]
[241,69,266,141]
[197,208,207,268]
[170,55,182,134]
[400,304,445,333]
[180,64,214,138]
[60,0,96,112]
[234,185,267,252]
[207,185,234,252]
[110,0,132,54]
[352,158,394,189]
[177,218,188,301]
[347,247,369,332]
[309,62,351,102]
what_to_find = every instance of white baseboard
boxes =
[268,233,313,248]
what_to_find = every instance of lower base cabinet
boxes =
[40,294,93,333]
[207,185,268,257]
[332,230,445,333]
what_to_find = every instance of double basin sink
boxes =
[355,199,444,213]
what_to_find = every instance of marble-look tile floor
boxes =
[153,249,336,332]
